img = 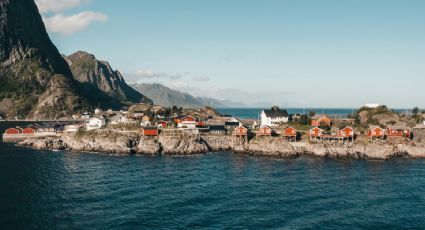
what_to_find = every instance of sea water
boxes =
[1,142,425,229]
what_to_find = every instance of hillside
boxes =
[356,106,416,127]
[65,51,152,104]
[0,0,142,119]
[131,83,235,108]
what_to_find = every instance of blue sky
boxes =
[37,0,425,108]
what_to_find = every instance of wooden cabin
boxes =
[208,125,227,136]
[387,126,411,139]
[233,126,248,136]
[3,127,35,142]
[311,114,331,127]
[224,121,240,131]
[337,126,354,138]
[368,126,385,140]
[309,127,324,139]
[22,127,36,134]
[256,125,272,136]
[176,115,197,129]
[283,126,297,141]
[197,121,207,127]
[141,127,159,137]
[4,128,21,135]
[283,126,297,137]
[174,115,196,123]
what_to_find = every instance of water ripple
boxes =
[1,144,425,229]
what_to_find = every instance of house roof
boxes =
[339,126,353,130]
[369,125,384,131]
[311,114,329,120]
[209,125,227,131]
[142,127,158,131]
[388,125,411,131]
[225,121,240,126]
[263,109,288,118]
[174,114,187,119]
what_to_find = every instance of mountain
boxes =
[131,83,236,108]
[65,51,151,104]
[0,0,143,119]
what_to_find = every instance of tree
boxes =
[309,110,316,118]
[299,114,309,125]
[412,107,420,116]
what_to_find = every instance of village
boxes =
[3,104,425,149]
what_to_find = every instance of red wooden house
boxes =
[337,126,354,139]
[174,115,196,124]
[368,126,385,140]
[387,126,411,139]
[4,128,21,135]
[311,114,331,127]
[22,127,36,134]
[256,125,272,136]
[141,127,159,137]
[197,121,207,127]
[233,126,248,136]
[283,126,297,137]
[309,127,324,139]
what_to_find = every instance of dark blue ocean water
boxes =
[1,142,425,229]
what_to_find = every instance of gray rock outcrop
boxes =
[17,131,425,160]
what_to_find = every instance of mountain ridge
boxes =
[131,83,237,108]
[65,51,152,104]
[0,0,150,119]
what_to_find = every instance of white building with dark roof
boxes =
[260,107,289,127]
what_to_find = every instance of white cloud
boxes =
[133,69,170,79]
[42,12,108,35]
[127,68,188,82]
[35,0,92,13]
[192,75,210,82]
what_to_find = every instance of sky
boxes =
[35,0,425,108]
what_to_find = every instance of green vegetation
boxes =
[354,105,390,127]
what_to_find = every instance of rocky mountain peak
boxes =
[0,0,148,118]
[64,51,152,104]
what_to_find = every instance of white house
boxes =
[108,114,129,125]
[140,120,152,127]
[86,117,106,131]
[81,112,91,120]
[94,108,102,115]
[260,107,289,127]
[364,104,381,109]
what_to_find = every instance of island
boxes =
[4,104,425,160]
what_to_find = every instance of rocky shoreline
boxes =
[16,130,425,160]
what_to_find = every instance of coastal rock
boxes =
[64,131,139,154]
[201,135,232,151]
[16,131,424,160]
[136,137,161,155]
[158,136,209,155]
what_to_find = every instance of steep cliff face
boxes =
[0,0,88,118]
[65,51,152,104]
[0,0,141,119]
